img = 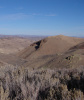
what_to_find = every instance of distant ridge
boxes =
[0,34,47,42]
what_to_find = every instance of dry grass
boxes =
[0,65,84,100]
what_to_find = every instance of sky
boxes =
[0,0,84,37]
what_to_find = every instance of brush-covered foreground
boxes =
[0,65,84,100]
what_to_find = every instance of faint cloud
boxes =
[0,13,28,20]
[32,13,42,16]
[45,14,57,16]
[0,13,57,21]
[32,13,57,16]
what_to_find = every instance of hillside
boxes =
[0,35,45,54]
[19,35,84,58]
[0,37,33,54]
[16,35,84,69]
[0,35,84,68]
[0,35,84,100]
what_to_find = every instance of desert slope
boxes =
[0,37,33,54]
[0,35,46,54]
[0,35,84,68]
[16,35,84,69]
[18,35,84,58]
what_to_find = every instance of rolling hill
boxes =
[16,35,84,69]
[0,35,84,100]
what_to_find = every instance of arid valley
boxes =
[0,35,84,100]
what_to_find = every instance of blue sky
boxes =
[0,0,84,36]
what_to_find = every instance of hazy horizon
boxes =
[0,34,84,38]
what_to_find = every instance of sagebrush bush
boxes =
[0,65,84,100]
